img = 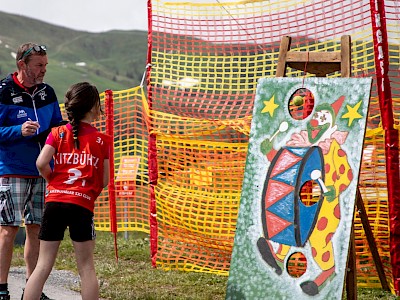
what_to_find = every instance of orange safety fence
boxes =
[145,0,400,294]
[60,86,151,235]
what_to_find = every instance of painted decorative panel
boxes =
[226,77,372,299]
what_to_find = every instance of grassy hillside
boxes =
[0,11,147,100]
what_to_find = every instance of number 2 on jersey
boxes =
[64,168,86,186]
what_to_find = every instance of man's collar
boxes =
[12,72,37,94]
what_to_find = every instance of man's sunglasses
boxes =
[19,45,47,60]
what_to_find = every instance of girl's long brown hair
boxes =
[64,82,102,149]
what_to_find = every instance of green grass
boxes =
[12,231,397,299]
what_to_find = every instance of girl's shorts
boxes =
[39,202,95,242]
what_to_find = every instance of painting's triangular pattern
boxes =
[271,149,302,177]
[264,180,293,208]
[267,193,294,222]
[265,210,292,238]
[272,164,300,186]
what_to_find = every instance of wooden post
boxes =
[356,188,389,291]
[346,227,357,299]
[275,36,291,77]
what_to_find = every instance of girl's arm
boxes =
[36,144,56,182]
[103,158,110,188]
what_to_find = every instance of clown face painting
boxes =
[226,77,371,299]
[307,101,342,144]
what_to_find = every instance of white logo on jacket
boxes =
[17,110,27,118]
[12,96,23,104]
[38,91,47,100]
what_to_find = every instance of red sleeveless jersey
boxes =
[45,123,111,212]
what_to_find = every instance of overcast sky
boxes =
[0,0,148,32]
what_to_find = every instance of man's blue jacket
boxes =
[0,73,63,177]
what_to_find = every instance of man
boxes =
[0,43,63,300]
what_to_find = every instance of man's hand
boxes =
[21,119,40,137]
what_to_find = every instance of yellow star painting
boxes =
[261,95,279,117]
[341,100,363,126]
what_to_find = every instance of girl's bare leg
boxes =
[73,240,98,300]
[23,240,60,300]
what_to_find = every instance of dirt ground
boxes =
[8,267,83,300]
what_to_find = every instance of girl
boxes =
[23,82,111,300]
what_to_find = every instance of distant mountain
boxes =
[0,11,148,99]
